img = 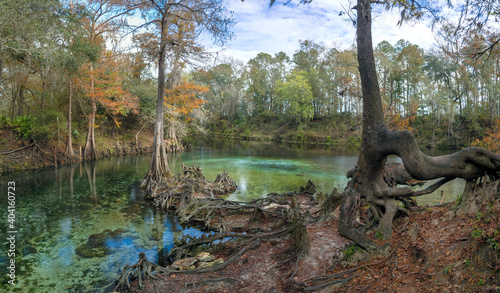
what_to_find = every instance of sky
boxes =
[208,0,439,62]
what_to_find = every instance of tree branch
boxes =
[0,143,35,155]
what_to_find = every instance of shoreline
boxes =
[0,128,154,176]
[118,179,500,293]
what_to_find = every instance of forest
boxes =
[1,0,500,292]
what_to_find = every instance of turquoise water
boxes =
[0,139,464,292]
[179,140,359,201]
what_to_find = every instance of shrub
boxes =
[11,116,34,140]
[5,115,55,142]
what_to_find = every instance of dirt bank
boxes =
[115,179,500,293]
[0,127,154,175]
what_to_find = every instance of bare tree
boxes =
[273,0,500,251]
[126,0,234,192]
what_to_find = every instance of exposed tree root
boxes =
[165,228,292,263]
[114,232,282,291]
[338,181,379,251]
[0,143,35,155]
[340,126,500,251]
[294,249,395,292]
[320,188,343,217]
[147,164,238,211]
[114,238,260,291]
[114,252,167,291]
[115,176,324,292]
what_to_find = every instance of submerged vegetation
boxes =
[1,0,500,292]
[1,1,500,171]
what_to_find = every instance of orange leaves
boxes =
[74,51,139,127]
[472,118,500,152]
[164,81,207,120]
[385,101,418,131]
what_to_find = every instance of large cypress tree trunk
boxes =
[164,56,184,153]
[338,0,500,251]
[84,65,97,160]
[142,8,171,192]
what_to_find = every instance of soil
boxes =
[0,127,154,175]
[117,180,500,293]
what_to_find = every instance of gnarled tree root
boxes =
[338,182,378,251]
[114,252,166,291]
[114,232,280,292]
[114,183,322,292]
[339,126,500,252]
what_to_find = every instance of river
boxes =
[0,139,465,292]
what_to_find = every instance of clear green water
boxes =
[0,139,465,292]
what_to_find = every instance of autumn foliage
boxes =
[472,118,500,152]
[164,81,208,120]
[75,53,139,127]
[385,101,418,131]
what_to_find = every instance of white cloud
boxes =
[207,0,440,63]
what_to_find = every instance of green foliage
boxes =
[455,193,464,206]
[43,109,66,125]
[477,210,500,249]
[31,125,56,143]
[472,226,483,239]
[476,212,485,222]
[464,258,471,266]
[276,70,314,123]
[2,115,57,142]
[346,135,362,146]
[295,132,304,142]
[343,245,362,261]
[72,128,80,139]
[126,79,157,117]
[443,265,452,274]
[0,115,10,128]
[10,116,35,140]
[487,235,500,251]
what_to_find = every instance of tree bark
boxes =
[142,7,171,192]
[18,85,24,117]
[84,65,97,160]
[338,0,500,250]
[65,81,76,158]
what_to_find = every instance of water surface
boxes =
[0,139,464,292]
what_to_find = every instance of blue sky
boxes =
[212,0,438,62]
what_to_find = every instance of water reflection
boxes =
[0,140,465,292]
[0,156,199,292]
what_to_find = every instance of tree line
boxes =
[0,0,232,166]
[193,34,500,148]
[1,0,499,158]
